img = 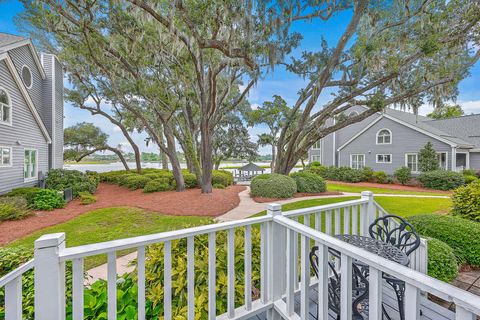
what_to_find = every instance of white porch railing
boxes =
[1,191,480,320]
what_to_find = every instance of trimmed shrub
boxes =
[427,238,458,282]
[143,179,172,193]
[463,175,478,184]
[124,175,151,190]
[373,171,388,184]
[31,189,65,211]
[99,170,131,183]
[85,171,100,188]
[4,187,40,206]
[46,169,97,196]
[394,166,411,185]
[418,170,465,190]
[213,183,225,189]
[212,170,234,187]
[118,173,138,186]
[451,179,480,222]
[79,192,97,205]
[182,172,198,188]
[361,167,374,182]
[462,169,477,177]
[305,162,328,177]
[407,214,480,266]
[0,197,31,221]
[251,173,297,198]
[290,171,326,193]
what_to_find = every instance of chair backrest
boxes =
[369,214,420,257]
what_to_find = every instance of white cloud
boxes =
[251,103,260,110]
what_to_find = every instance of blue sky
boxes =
[1,1,480,155]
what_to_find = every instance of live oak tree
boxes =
[427,104,465,119]
[64,123,130,170]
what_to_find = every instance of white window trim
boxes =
[0,146,12,167]
[350,154,365,169]
[376,154,392,164]
[405,153,419,173]
[312,139,322,150]
[24,148,38,181]
[0,86,12,126]
[436,152,449,170]
[376,128,392,145]
[310,155,321,163]
[21,65,33,89]
[348,111,359,117]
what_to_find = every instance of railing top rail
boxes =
[274,215,480,315]
[282,198,368,218]
[0,259,34,288]
[59,215,271,261]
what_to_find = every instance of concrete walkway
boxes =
[85,187,450,281]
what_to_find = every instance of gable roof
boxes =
[238,162,265,172]
[337,107,476,151]
[0,33,46,79]
[425,114,480,148]
[0,52,51,143]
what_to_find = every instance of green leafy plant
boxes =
[290,171,326,193]
[394,167,412,185]
[426,238,458,282]
[251,173,297,198]
[124,175,151,190]
[213,183,225,189]
[212,170,234,187]
[373,171,388,184]
[182,172,198,188]
[0,197,31,221]
[418,142,440,172]
[143,179,172,193]
[408,214,480,266]
[463,175,478,184]
[79,192,97,205]
[86,170,100,188]
[31,189,65,211]
[46,169,97,197]
[451,179,480,222]
[305,162,328,177]
[418,170,465,190]
[4,187,40,207]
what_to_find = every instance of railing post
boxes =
[34,233,66,320]
[361,191,375,236]
[267,203,286,320]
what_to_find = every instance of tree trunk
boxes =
[77,146,130,171]
[271,144,276,172]
[161,150,169,170]
[200,121,213,193]
[214,159,221,170]
[163,125,185,191]
[132,143,142,173]
[110,147,131,171]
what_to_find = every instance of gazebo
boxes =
[235,162,265,181]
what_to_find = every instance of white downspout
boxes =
[332,117,336,166]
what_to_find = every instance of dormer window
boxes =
[22,65,32,89]
[348,111,359,117]
[376,129,392,144]
[0,88,11,125]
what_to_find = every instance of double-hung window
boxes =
[437,152,448,170]
[24,149,37,180]
[351,154,365,169]
[0,89,11,125]
[0,147,11,166]
[405,153,418,172]
[376,154,392,163]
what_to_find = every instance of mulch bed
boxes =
[252,191,343,203]
[0,183,246,246]
[327,180,452,194]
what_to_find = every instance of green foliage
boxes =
[462,169,477,177]
[408,214,480,266]
[305,162,328,177]
[31,189,65,211]
[427,238,458,282]
[212,170,234,187]
[0,197,31,221]
[86,171,100,188]
[182,172,198,188]
[313,166,373,183]
[213,183,225,189]
[394,167,412,185]
[418,170,465,190]
[143,179,172,193]
[418,142,439,172]
[124,175,151,190]
[427,104,464,119]
[451,180,480,222]
[463,175,478,184]
[251,173,297,198]
[4,187,40,206]
[79,192,97,205]
[290,171,326,193]
[46,169,97,197]
[373,171,388,184]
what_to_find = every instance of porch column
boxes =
[451,147,457,171]
[34,233,66,320]
[466,152,470,169]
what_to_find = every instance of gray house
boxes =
[309,105,480,174]
[0,33,63,194]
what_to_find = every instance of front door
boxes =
[456,153,467,171]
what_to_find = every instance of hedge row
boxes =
[251,172,327,198]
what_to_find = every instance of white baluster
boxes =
[317,245,329,320]
[107,252,117,320]
[352,206,358,235]
[72,258,84,320]
[5,276,22,320]
[227,229,235,318]
[208,232,216,320]
[260,223,267,303]
[340,253,352,320]
[164,241,172,320]
[293,216,299,290]
[300,235,310,319]
[326,210,332,235]
[187,236,195,320]
[369,267,382,320]
[304,213,310,227]
[405,283,420,319]
[344,206,351,234]
[335,208,341,235]
[244,226,252,311]
[315,211,322,232]
[286,229,295,316]
[455,306,476,320]
[137,246,146,320]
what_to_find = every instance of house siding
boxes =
[338,117,452,174]
[470,152,480,171]
[0,60,48,194]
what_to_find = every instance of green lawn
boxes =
[5,207,212,269]
[327,182,449,196]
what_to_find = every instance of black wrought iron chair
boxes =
[310,246,369,320]
[369,214,421,320]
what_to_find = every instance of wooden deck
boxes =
[248,283,455,320]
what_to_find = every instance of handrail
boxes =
[273,215,480,315]
[59,215,271,261]
[282,198,368,218]
[0,259,34,287]
[373,201,389,216]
